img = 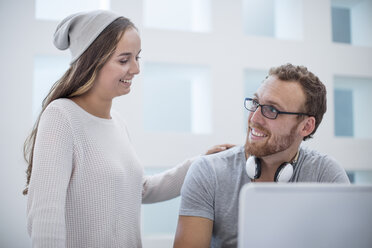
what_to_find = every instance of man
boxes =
[173,63,350,248]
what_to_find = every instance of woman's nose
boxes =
[130,59,140,75]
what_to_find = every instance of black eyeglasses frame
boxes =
[244,97,311,120]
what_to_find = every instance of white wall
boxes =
[1,0,372,247]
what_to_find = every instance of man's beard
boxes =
[245,122,300,158]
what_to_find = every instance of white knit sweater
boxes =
[27,98,195,248]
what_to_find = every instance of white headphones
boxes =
[245,153,298,182]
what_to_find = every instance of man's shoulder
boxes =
[298,146,349,183]
[299,146,338,165]
[186,145,245,180]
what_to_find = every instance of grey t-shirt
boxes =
[179,145,350,248]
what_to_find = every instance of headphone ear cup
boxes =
[274,162,294,182]
[246,156,261,180]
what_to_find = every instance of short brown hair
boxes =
[268,63,327,141]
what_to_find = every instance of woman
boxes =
[24,10,232,247]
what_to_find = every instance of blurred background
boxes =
[1,0,371,247]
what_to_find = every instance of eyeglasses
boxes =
[244,97,311,120]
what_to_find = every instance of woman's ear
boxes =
[300,116,316,137]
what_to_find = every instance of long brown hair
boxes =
[23,17,136,195]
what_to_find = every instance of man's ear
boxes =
[300,116,316,137]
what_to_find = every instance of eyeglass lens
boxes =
[245,99,277,119]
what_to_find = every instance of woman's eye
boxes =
[119,60,128,64]
[135,56,141,61]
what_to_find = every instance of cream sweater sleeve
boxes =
[142,156,199,204]
[27,105,73,248]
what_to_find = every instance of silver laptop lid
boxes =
[238,183,372,248]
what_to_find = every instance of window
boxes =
[242,0,303,40]
[244,69,266,97]
[331,6,351,43]
[334,75,372,138]
[331,0,372,47]
[143,63,212,133]
[143,0,211,32]
[141,167,181,236]
[243,69,267,128]
[346,170,372,184]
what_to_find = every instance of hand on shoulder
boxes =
[205,144,235,155]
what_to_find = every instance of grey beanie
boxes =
[53,10,122,63]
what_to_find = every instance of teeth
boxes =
[119,79,131,83]
[251,128,266,137]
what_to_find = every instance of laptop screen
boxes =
[238,183,372,248]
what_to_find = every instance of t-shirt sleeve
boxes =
[318,156,350,183]
[27,105,74,248]
[179,157,216,221]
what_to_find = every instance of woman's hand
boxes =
[205,144,235,155]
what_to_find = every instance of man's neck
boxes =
[253,147,300,182]
[260,148,299,169]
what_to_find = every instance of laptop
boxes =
[238,183,372,248]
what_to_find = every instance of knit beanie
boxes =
[53,10,121,63]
